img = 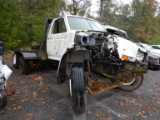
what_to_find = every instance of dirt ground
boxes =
[0,54,160,120]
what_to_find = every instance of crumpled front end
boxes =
[148,50,160,66]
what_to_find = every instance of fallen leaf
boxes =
[33,92,38,98]
[122,114,127,118]
[96,109,104,117]
[123,103,130,110]
[136,112,147,119]
[119,102,123,106]
[6,90,15,96]
[101,118,112,120]
[42,101,46,104]
[6,81,15,87]
[28,113,33,118]
[28,75,43,81]
[53,107,57,111]
[13,105,22,112]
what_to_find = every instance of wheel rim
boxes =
[13,54,16,65]
[122,77,136,86]
[69,79,72,97]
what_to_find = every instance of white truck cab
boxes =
[47,15,104,61]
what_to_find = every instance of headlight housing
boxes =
[122,54,129,60]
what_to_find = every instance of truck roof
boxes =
[56,15,97,22]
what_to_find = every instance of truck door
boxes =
[47,18,67,61]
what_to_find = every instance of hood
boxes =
[149,49,160,57]
[115,36,139,61]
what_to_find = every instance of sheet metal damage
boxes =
[73,30,147,95]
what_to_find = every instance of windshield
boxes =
[67,16,104,31]
[151,45,160,50]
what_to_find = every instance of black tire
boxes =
[71,64,86,114]
[0,90,7,108]
[57,73,66,84]
[13,53,19,69]
[148,62,155,70]
[118,75,143,92]
[18,57,30,75]
[51,60,59,69]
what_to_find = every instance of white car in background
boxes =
[139,43,160,69]
[151,45,160,50]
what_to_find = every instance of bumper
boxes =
[148,56,160,66]
[147,56,160,69]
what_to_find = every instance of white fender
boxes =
[1,65,12,81]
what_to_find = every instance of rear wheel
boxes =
[13,53,19,69]
[118,75,143,92]
[0,90,7,108]
[18,57,30,75]
[70,63,86,114]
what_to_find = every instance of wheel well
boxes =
[14,51,38,60]
[57,50,90,84]
[57,50,90,75]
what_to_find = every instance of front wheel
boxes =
[70,63,86,114]
[118,75,143,92]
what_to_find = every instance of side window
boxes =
[52,18,67,34]
[53,21,58,33]
[152,46,160,50]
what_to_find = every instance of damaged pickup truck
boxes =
[12,15,148,113]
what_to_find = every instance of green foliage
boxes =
[148,34,160,45]
[102,2,133,38]
[66,0,92,16]
[101,0,159,43]
[0,0,64,51]
[16,0,65,47]
[132,0,159,42]
[0,0,21,50]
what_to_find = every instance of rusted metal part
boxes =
[86,75,136,95]
[86,79,122,95]
[101,71,133,82]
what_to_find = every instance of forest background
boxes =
[0,0,160,51]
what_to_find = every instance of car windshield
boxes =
[151,45,160,50]
[67,16,104,31]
